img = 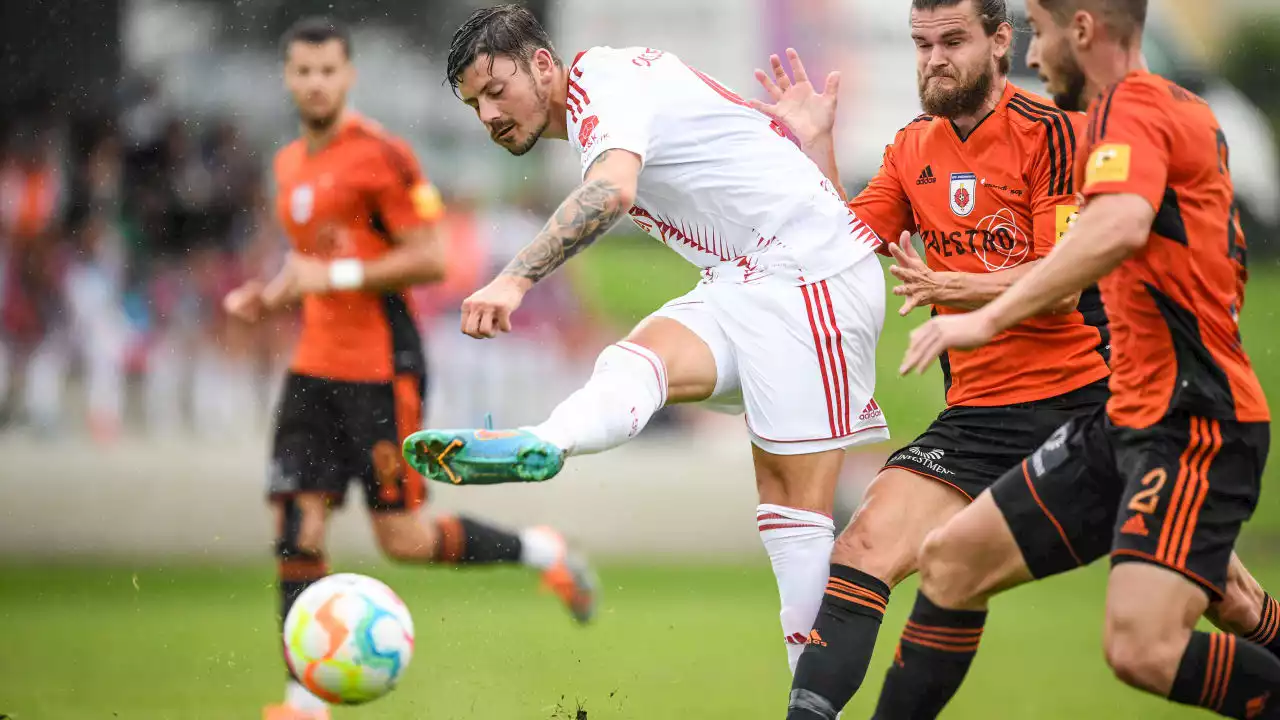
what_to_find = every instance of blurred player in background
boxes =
[886,0,1280,717]
[221,18,597,720]
[408,4,890,676]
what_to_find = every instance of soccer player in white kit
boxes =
[404,4,887,672]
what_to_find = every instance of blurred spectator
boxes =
[0,96,622,442]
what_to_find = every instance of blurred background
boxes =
[1,0,1278,718]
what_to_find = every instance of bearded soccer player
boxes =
[752,2,1107,715]
[754,3,1280,718]
[405,4,891,675]
[887,0,1280,717]
[222,18,596,720]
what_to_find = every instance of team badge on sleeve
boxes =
[1055,204,1080,244]
[1086,143,1131,185]
[411,182,445,221]
[949,172,978,217]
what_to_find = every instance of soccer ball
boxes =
[283,573,415,704]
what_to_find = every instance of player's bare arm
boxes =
[344,223,446,289]
[259,223,445,312]
[750,48,845,200]
[887,233,1078,315]
[900,192,1153,374]
[460,148,639,339]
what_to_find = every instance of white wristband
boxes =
[328,259,365,290]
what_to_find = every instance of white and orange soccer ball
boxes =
[283,573,415,704]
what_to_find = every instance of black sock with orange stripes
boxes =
[278,550,328,622]
[872,590,987,720]
[787,564,890,720]
[1244,594,1280,661]
[432,515,522,564]
[1169,631,1280,718]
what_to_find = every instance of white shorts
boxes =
[652,255,890,455]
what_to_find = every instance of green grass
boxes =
[575,236,1280,531]
[2,559,1278,719]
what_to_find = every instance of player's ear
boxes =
[531,48,556,79]
[993,21,1013,66]
[1071,10,1094,48]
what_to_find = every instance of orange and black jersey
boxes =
[273,114,445,383]
[1077,71,1268,429]
[850,82,1110,408]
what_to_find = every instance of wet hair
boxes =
[446,5,561,93]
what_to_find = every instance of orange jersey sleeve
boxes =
[848,128,917,247]
[1079,81,1172,211]
[371,139,445,235]
[1022,108,1085,256]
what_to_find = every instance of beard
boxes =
[506,114,549,156]
[300,106,342,132]
[1049,57,1089,112]
[504,82,551,157]
[919,63,994,118]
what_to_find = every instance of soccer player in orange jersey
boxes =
[887,0,1280,717]
[221,18,596,720]
[752,2,1280,718]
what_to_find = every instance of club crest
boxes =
[950,172,977,217]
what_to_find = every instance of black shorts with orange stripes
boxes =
[991,406,1269,598]
[267,371,428,513]
[882,379,1109,500]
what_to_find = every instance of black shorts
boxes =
[268,372,428,513]
[992,406,1269,599]
[882,379,1109,500]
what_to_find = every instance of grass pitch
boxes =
[4,559,1279,719]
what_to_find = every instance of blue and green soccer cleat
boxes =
[402,427,566,485]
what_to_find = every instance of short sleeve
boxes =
[568,51,656,177]
[1081,81,1171,213]
[848,135,916,249]
[372,140,444,234]
[1029,112,1086,256]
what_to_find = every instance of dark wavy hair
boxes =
[446,5,561,94]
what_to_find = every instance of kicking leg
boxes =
[403,314,718,485]
[784,468,968,718]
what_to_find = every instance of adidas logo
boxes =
[1120,514,1149,537]
[806,629,827,647]
[859,398,883,421]
[916,165,937,185]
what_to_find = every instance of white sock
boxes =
[286,678,328,711]
[757,504,836,675]
[518,526,565,570]
[528,341,667,456]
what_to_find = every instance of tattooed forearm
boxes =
[501,177,628,283]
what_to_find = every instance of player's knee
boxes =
[376,532,428,563]
[832,518,913,587]
[1104,610,1185,693]
[917,527,984,608]
[371,513,435,563]
[275,496,327,559]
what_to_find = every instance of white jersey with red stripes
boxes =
[566,46,880,285]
